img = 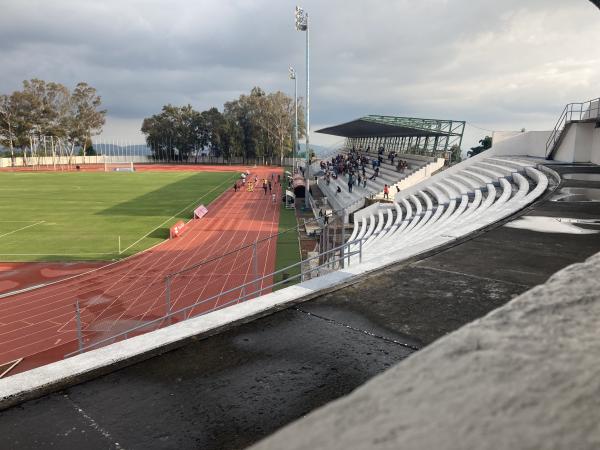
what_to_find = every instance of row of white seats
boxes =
[346,157,549,264]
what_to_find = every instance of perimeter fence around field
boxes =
[0,137,300,169]
[65,202,358,358]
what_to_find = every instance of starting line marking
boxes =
[0,221,45,239]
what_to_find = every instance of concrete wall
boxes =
[553,122,600,163]
[491,130,552,158]
[593,127,600,165]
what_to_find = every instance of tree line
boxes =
[0,79,106,160]
[141,87,306,165]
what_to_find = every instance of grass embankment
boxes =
[0,171,237,262]
[273,171,302,290]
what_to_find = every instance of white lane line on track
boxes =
[184,171,280,317]
[90,179,239,327]
[123,171,259,324]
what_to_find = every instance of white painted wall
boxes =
[491,130,552,158]
[592,128,600,165]
[553,122,600,163]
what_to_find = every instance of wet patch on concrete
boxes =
[550,187,600,202]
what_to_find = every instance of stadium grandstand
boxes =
[313,115,464,214]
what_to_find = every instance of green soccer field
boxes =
[0,170,238,262]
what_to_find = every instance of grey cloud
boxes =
[0,0,598,147]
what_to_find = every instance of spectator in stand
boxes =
[370,166,379,180]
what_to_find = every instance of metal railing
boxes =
[65,237,365,357]
[545,97,600,159]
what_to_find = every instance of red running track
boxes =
[0,167,283,376]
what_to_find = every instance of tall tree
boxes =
[69,82,106,156]
[141,104,206,161]
[0,94,17,161]
[467,136,492,158]
[142,87,303,165]
[0,79,106,162]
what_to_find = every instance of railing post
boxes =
[75,300,83,354]
[165,276,171,316]
[341,214,346,269]
[359,237,363,264]
[347,240,351,267]
[332,221,337,268]
[253,241,259,298]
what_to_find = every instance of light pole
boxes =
[289,66,298,172]
[295,5,310,208]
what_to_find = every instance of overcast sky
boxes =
[1,0,599,149]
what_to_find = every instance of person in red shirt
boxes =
[383,184,389,200]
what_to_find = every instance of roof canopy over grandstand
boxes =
[316,115,465,157]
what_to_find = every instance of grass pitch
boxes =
[0,171,237,262]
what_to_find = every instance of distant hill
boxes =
[297,143,341,158]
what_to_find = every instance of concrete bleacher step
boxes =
[346,156,549,265]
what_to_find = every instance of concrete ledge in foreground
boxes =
[0,238,460,411]
[252,251,600,450]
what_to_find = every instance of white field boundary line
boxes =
[0,221,45,239]
[115,169,264,325]
[0,173,238,300]
[104,170,260,327]
[75,173,243,327]
[118,173,238,255]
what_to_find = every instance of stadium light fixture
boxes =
[289,66,298,171]
[295,5,310,208]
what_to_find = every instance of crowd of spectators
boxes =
[318,146,412,195]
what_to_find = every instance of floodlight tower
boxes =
[295,5,310,208]
[289,66,298,172]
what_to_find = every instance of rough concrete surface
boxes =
[0,308,414,450]
[252,251,600,450]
